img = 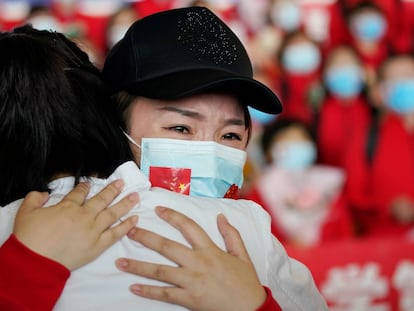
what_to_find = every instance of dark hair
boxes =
[376,53,414,82]
[344,0,383,22]
[261,118,315,163]
[0,25,133,206]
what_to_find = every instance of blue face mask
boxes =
[350,13,386,42]
[271,1,301,32]
[324,66,364,99]
[282,42,321,74]
[271,141,316,171]
[384,79,414,114]
[127,136,246,198]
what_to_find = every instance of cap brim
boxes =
[122,69,283,114]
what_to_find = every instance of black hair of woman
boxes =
[0,25,133,206]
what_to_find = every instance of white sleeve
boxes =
[0,199,22,246]
[246,200,329,311]
[266,235,328,310]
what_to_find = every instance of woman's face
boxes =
[126,93,249,165]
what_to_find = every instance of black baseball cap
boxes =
[103,6,282,114]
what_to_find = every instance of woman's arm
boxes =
[0,181,138,311]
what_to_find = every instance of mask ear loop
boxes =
[121,129,141,149]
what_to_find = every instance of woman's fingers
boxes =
[217,214,253,264]
[126,226,193,265]
[97,215,139,252]
[154,206,216,249]
[94,192,139,232]
[85,179,125,215]
[61,182,91,206]
[18,191,49,213]
[116,259,186,286]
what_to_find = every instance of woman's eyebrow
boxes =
[224,118,245,126]
[158,106,245,126]
[158,106,203,119]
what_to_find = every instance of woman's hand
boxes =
[14,180,139,270]
[116,206,266,311]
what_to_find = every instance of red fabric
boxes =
[325,2,351,51]
[344,113,414,236]
[0,235,70,311]
[280,71,321,126]
[390,0,414,53]
[317,96,372,168]
[256,286,282,311]
[74,12,111,54]
[353,39,389,72]
[134,0,174,18]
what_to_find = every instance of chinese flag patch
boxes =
[149,166,191,195]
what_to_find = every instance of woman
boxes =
[0,25,286,311]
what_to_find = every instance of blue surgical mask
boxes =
[384,79,414,114]
[271,1,301,32]
[324,66,364,99]
[350,13,386,42]
[125,134,246,198]
[282,42,321,74]
[272,141,316,171]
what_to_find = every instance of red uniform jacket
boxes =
[317,96,372,168]
[344,113,414,236]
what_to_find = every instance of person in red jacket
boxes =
[344,1,390,86]
[317,45,373,168]
[277,30,324,127]
[344,53,414,237]
[243,118,354,246]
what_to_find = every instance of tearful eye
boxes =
[223,133,242,141]
[167,125,190,134]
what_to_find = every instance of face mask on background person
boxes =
[282,42,321,74]
[383,79,414,114]
[350,13,387,42]
[271,0,301,32]
[124,133,246,198]
[271,141,317,171]
[27,15,63,32]
[324,66,364,99]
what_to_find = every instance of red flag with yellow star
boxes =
[149,166,191,195]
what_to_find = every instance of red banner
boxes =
[285,237,414,311]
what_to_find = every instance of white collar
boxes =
[47,161,151,196]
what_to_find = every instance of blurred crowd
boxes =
[2,0,414,248]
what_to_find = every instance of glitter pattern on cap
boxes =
[177,8,238,65]
[103,7,283,114]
